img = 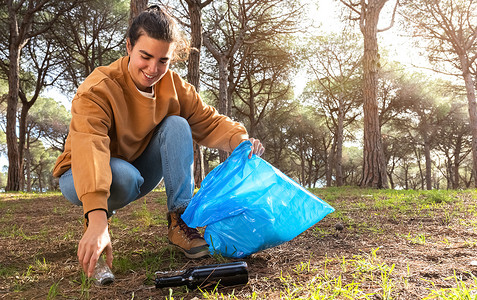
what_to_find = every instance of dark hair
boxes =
[127,5,189,62]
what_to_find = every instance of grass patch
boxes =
[423,272,477,299]
[0,265,18,277]
[132,199,168,228]
[2,188,477,299]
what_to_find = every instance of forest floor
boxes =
[1,188,477,299]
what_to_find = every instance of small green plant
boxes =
[404,232,427,245]
[141,249,171,284]
[312,227,331,238]
[47,279,61,300]
[424,190,455,205]
[403,262,411,289]
[114,255,136,274]
[34,257,49,273]
[74,271,93,299]
[0,265,17,277]
[61,229,75,240]
[12,265,36,292]
[422,271,477,299]
[440,211,453,226]
[440,237,450,247]
[379,263,395,300]
[293,259,312,275]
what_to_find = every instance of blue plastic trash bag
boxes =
[181,140,335,258]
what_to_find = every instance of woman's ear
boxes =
[126,39,132,55]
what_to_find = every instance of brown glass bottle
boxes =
[155,261,248,289]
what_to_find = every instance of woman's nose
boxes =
[148,62,159,74]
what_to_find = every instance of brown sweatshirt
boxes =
[53,56,248,215]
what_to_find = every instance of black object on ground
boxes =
[155,261,248,289]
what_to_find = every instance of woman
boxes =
[53,5,264,283]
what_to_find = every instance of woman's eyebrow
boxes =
[139,50,153,58]
[139,49,170,61]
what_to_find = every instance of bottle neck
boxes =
[155,270,188,288]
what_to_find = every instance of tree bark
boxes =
[359,0,389,188]
[186,0,206,186]
[335,96,344,186]
[18,103,29,190]
[326,139,335,187]
[423,135,432,190]
[25,140,32,192]
[129,0,148,25]
[453,136,462,189]
[6,49,21,191]
[217,56,230,162]
[459,56,477,188]
[5,6,22,191]
[404,164,409,190]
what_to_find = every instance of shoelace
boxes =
[177,217,202,240]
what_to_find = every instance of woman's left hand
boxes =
[249,138,265,158]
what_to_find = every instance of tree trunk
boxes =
[187,0,202,90]
[326,140,335,187]
[129,0,148,25]
[415,148,425,189]
[217,56,229,119]
[6,10,21,191]
[226,62,235,117]
[459,55,477,188]
[6,67,21,191]
[388,171,394,189]
[404,164,409,190]
[453,136,462,189]
[38,165,43,192]
[217,56,230,162]
[335,97,344,186]
[445,153,453,188]
[193,143,205,187]
[248,84,256,137]
[300,149,306,186]
[387,159,395,189]
[423,136,432,190]
[18,100,34,190]
[25,147,32,192]
[186,0,206,186]
[359,0,388,189]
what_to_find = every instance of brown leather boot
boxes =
[167,212,209,259]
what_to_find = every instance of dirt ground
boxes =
[1,190,477,299]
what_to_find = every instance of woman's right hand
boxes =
[77,210,113,277]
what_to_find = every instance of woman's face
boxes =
[126,34,175,92]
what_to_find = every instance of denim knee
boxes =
[59,169,82,206]
[59,158,145,212]
[159,116,191,140]
[109,158,145,211]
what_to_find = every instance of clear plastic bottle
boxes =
[93,255,115,285]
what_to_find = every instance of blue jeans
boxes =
[59,116,194,215]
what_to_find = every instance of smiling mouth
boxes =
[143,71,155,80]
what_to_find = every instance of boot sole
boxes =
[169,242,210,259]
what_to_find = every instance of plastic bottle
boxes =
[93,255,115,285]
[155,261,248,289]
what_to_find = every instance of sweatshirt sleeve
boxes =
[172,74,249,152]
[69,91,113,216]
